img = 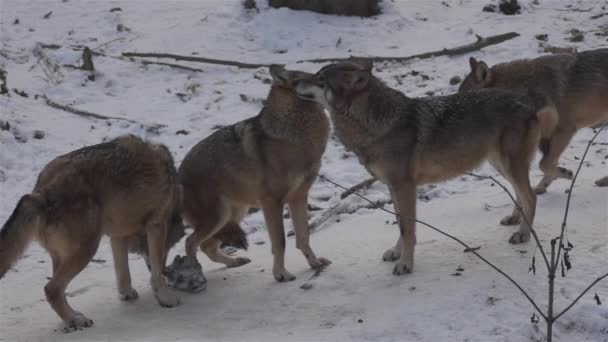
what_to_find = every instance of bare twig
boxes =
[43,96,166,131]
[122,52,273,69]
[318,174,547,320]
[554,272,608,321]
[298,32,520,64]
[340,177,377,199]
[466,172,551,270]
[553,121,608,273]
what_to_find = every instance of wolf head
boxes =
[268,64,313,89]
[295,60,373,111]
[459,57,493,92]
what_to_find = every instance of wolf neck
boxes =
[330,77,414,151]
[259,86,329,144]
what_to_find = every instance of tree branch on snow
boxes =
[43,96,166,132]
[121,52,274,69]
[340,177,377,199]
[120,32,520,69]
[298,32,520,64]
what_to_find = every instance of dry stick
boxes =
[44,96,166,131]
[466,172,551,271]
[299,32,520,64]
[317,174,548,320]
[122,52,273,69]
[340,177,377,199]
[120,32,519,69]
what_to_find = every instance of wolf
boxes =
[295,61,557,275]
[459,49,608,193]
[0,135,181,331]
[178,65,331,282]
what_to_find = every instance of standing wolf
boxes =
[459,49,608,193]
[179,65,331,282]
[295,61,556,275]
[0,135,181,330]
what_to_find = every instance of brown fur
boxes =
[295,61,556,275]
[179,66,331,282]
[460,49,608,193]
[0,135,181,330]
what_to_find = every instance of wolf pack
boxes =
[1,48,607,331]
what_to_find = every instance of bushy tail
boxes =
[216,222,248,250]
[0,194,43,279]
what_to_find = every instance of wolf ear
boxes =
[269,64,290,86]
[471,58,491,83]
[357,59,373,71]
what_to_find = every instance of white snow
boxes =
[1,0,607,341]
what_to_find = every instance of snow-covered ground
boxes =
[1,0,607,341]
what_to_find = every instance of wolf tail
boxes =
[0,194,44,279]
[215,222,249,250]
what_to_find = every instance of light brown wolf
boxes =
[295,61,557,275]
[459,49,608,193]
[179,65,331,282]
[0,135,181,331]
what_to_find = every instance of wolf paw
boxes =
[308,257,332,271]
[509,231,530,244]
[274,269,296,282]
[500,214,521,226]
[533,185,548,195]
[392,262,412,276]
[227,257,251,268]
[156,290,181,308]
[62,312,93,333]
[382,248,400,262]
[118,288,139,301]
[557,167,573,179]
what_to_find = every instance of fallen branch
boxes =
[120,32,519,69]
[340,177,377,199]
[122,52,273,69]
[298,32,520,64]
[590,12,608,19]
[43,96,166,132]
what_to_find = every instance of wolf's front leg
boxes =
[390,182,417,275]
[261,198,296,282]
[288,193,331,271]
